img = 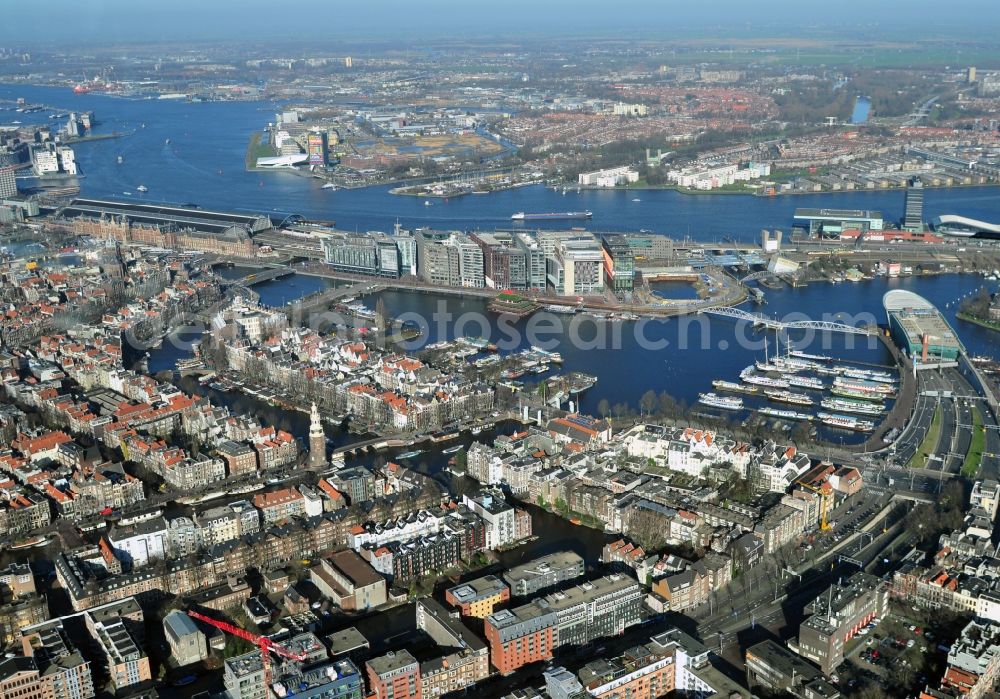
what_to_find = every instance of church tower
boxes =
[308,402,326,469]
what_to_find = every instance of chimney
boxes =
[922,333,929,363]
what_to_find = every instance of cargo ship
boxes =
[764,389,814,406]
[712,379,759,395]
[821,398,885,416]
[758,407,813,421]
[698,392,744,410]
[818,412,876,432]
[511,211,593,221]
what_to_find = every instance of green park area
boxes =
[908,405,941,469]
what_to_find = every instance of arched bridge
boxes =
[701,306,877,335]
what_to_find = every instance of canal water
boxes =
[851,96,872,125]
[5,84,1000,241]
[144,269,998,449]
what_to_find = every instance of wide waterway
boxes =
[5,84,1000,241]
[10,82,1000,441]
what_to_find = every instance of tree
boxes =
[639,390,658,417]
[597,398,611,419]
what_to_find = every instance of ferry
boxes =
[833,376,895,396]
[789,350,833,362]
[758,407,813,421]
[830,386,886,402]
[511,211,592,221]
[543,304,576,314]
[818,412,876,432]
[784,375,825,390]
[774,356,820,372]
[821,397,885,416]
[396,450,423,460]
[764,389,814,406]
[531,346,564,363]
[712,379,759,395]
[841,368,896,385]
[9,535,48,550]
[698,392,744,410]
[742,374,790,389]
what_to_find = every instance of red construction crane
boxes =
[187,610,306,688]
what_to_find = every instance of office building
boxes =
[367,649,422,699]
[393,225,418,276]
[452,234,485,288]
[545,667,583,699]
[445,575,510,618]
[903,178,924,230]
[503,551,585,597]
[791,572,888,675]
[415,599,489,699]
[484,604,557,674]
[542,575,643,648]
[601,235,635,293]
[0,165,16,199]
[416,230,461,287]
[471,232,529,290]
[461,490,518,549]
[322,232,400,278]
[793,208,884,237]
[746,640,840,699]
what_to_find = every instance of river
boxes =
[4,84,1000,241]
[14,81,1000,442]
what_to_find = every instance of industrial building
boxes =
[884,290,963,363]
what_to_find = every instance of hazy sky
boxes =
[3,0,999,44]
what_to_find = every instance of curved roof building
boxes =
[883,290,962,362]
[930,215,1000,239]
